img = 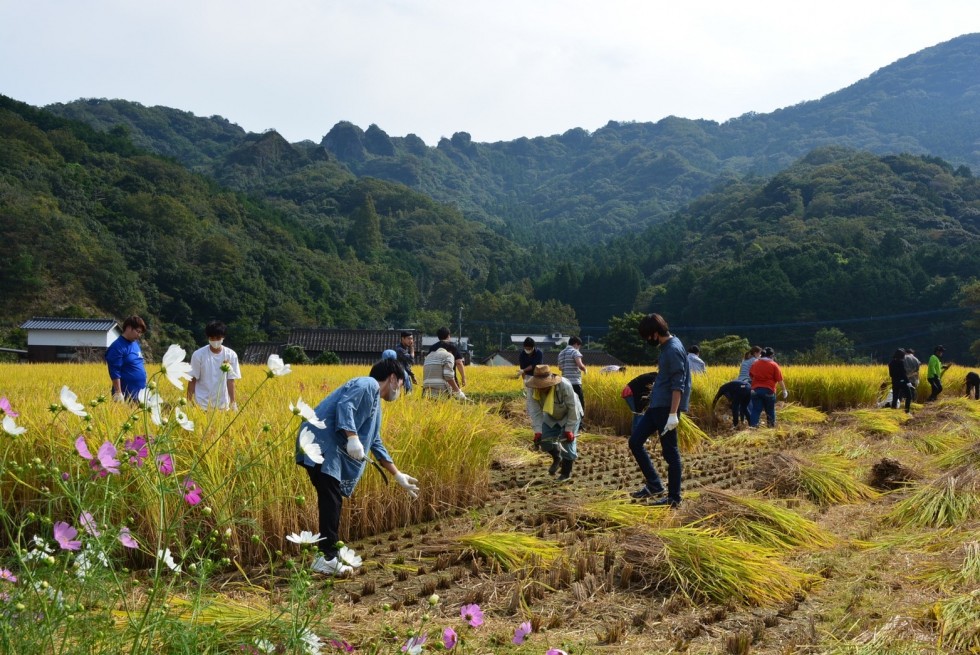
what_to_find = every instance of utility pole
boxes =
[458,306,463,348]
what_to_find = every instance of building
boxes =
[481,349,625,369]
[420,335,472,364]
[19,317,121,363]
[284,328,420,365]
[509,333,571,350]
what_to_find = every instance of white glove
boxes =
[112,392,125,403]
[346,436,365,461]
[394,472,419,499]
[781,389,789,400]
[455,391,467,400]
[230,402,239,412]
[664,413,680,433]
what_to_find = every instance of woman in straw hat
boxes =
[525,364,583,482]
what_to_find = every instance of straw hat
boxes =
[525,364,562,389]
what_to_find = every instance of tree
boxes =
[698,335,750,365]
[281,344,310,365]
[960,280,980,363]
[603,312,657,364]
[346,194,382,261]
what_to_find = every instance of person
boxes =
[105,315,148,402]
[748,347,789,428]
[430,327,466,389]
[966,371,979,400]
[926,345,950,402]
[526,365,582,482]
[687,345,707,375]
[557,336,587,412]
[712,380,752,428]
[187,321,241,411]
[622,371,657,432]
[903,348,921,402]
[295,359,419,576]
[738,346,762,384]
[518,337,543,381]
[394,331,417,393]
[887,348,912,414]
[628,313,691,507]
[601,365,627,374]
[422,347,464,398]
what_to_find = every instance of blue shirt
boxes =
[105,335,147,399]
[295,377,393,497]
[738,357,758,384]
[650,335,692,411]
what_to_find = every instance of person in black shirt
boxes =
[518,337,544,381]
[394,331,417,392]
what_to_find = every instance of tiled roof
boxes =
[288,329,418,354]
[19,317,119,332]
[488,350,625,367]
[241,342,284,365]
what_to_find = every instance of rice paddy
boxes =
[1,360,980,654]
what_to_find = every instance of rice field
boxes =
[1,359,980,654]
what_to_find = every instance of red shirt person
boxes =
[748,347,788,427]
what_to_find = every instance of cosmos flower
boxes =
[96,441,120,475]
[60,386,88,418]
[443,627,457,650]
[298,427,324,464]
[460,603,484,628]
[337,546,362,569]
[0,396,18,417]
[79,511,100,537]
[290,398,326,430]
[267,354,292,378]
[401,635,426,655]
[0,569,17,583]
[138,388,164,426]
[254,639,276,653]
[161,345,193,389]
[124,435,149,466]
[2,415,26,436]
[174,407,194,432]
[156,453,174,475]
[286,531,324,545]
[300,628,324,655]
[118,527,138,549]
[53,521,82,551]
[183,477,202,506]
[513,621,532,645]
[328,639,354,653]
[546,650,569,655]
[24,535,54,561]
[158,548,181,572]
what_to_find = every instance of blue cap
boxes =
[381,349,397,360]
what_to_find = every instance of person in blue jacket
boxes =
[628,313,692,508]
[105,315,148,401]
[295,359,420,576]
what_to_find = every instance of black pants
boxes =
[890,378,911,412]
[571,383,585,414]
[927,376,943,402]
[304,465,342,559]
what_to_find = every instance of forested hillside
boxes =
[0,96,583,355]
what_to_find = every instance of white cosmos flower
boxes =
[157,548,181,573]
[254,639,275,654]
[174,407,194,432]
[298,427,324,464]
[290,398,326,429]
[286,530,325,545]
[338,546,362,569]
[138,388,164,426]
[59,386,88,418]
[300,628,324,655]
[24,535,54,561]
[2,415,26,436]
[267,354,291,377]
[161,345,193,389]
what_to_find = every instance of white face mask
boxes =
[524,348,533,354]
[209,339,224,349]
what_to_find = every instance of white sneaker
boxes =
[310,555,353,576]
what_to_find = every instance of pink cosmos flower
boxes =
[329,639,354,652]
[118,527,139,549]
[400,635,426,654]
[442,627,457,650]
[156,453,174,475]
[460,603,483,628]
[0,569,16,583]
[0,397,18,418]
[513,621,532,645]
[124,435,149,466]
[546,650,568,655]
[79,511,101,537]
[96,442,120,474]
[53,521,82,550]
[183,477,202,506]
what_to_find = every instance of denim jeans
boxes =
[541,421,579,461]
[749,387,776,427]
[624,396,643,433]
[628,406,682,502]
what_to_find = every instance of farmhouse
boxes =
[19,317,121,363]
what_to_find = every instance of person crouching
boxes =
[526,365,582,483]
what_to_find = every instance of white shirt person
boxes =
[187,321,242,410]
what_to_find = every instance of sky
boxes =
[2,1,979,146]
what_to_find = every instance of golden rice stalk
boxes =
[886,465,980,528]
[934,396,980,422]
[849,409,904,436]
[677,414,713,453]
[580,495,677,530]
[722,429,783,449]
[920,540,980,591]
[684,489,835,551]
[112,592,286,638]
[621,526,815,606]
[930,589,980,652]
[756,453,878,506]
[457,532,562,571]
[777,403,827,425]
[907,424,969,455]
[936,441,980,469]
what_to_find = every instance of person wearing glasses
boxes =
[106,315,148,402]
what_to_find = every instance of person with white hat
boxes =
[525,364,583,482]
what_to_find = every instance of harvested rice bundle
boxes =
[778,403,827,425]
[907,424,969,455]
[682,488,835,551]
[677,414,713,453]
[457,531,563,571]
[936,440,980,470]
[848,408,906,436]
[886,465,980,528]
[754,452,878,505]
[929,589,980,652]
[867,458,919,490]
